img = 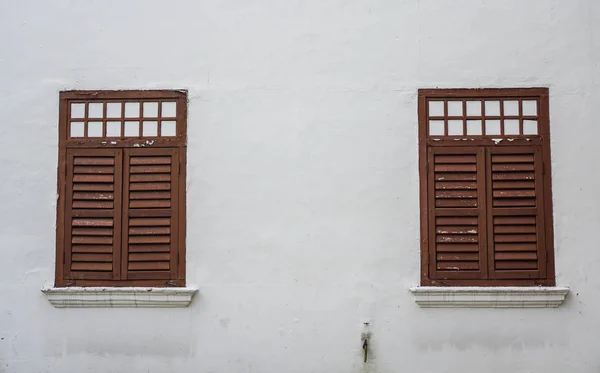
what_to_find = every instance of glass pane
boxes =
[485,101,500,116]
[447,120,463,135]
[428,101,444,117]
[124,121,140,136]
[428,120,444,136]
[106,121,121,137]
[142,121,158,137]
[70,122,85,137]
[466,120,482,135]
[161,121,177,137]
[143,102,159,117]
[162,102,177,117]
[447,101,463,116]
[503,100,519,116]
[466,101,481,116]
[522,100,537,116]
[523,120,538,135]
[88,121,103,137]
[125,102,140,118]
[70,103,85,119]
[88,103,103,118]
[485,120,501,135]
[504,119,520,135]
[107,103,121,118]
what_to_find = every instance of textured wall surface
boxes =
[0,1,599,372]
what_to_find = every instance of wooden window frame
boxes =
[418,88,556,286]
[56,90,187,287]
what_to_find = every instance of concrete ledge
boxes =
[409,286,569,308]
[42,287,198,308]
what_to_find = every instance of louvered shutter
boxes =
[486,146,546,279]
[428,147,487,280]
[64,149,122,280]
[121,148,180,281]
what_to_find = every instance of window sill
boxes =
[409,286,569,308]
[41,287,198,308]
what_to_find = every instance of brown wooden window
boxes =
[55,90,187,287]
[418,88,555,286]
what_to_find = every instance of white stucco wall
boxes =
[1,0,599,372]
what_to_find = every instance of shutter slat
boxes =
[122,149,180,281]
[72,228,114,236]
[72,253,113,262]
[74,157,115,166]
[428,147,487,279]
[435,181,477,190]
[71,263,113,271]
[72,218,113,227]
[437,253,479,261]
[487,146,546,279]
[130,183,171,191]
[72,184,114,191]
[72,245,113,253]
[130,174,171,182]
[130,200,171,208]
[129,253,171,261]
[130,165,171,173]
[128,244,171,253]
[437,262,479,270]
[436,244,480,252]
[130,157,172,165]
[128,262,170,271]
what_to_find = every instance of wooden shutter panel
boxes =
[64,149,123,280]
[428,147,487,280]
[122,148,180,281]
[487,146,546,279]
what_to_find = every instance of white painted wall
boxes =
[0,0,598,372]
